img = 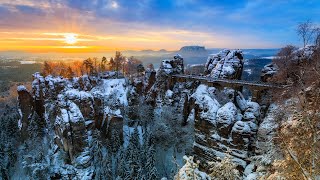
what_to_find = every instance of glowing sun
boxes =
[64,33,78,44]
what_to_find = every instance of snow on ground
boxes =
[92,78,128,106]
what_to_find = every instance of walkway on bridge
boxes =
[172,74,282,88]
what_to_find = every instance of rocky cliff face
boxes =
[171,50,274,174]
[16,51,276,178]
[145,54,184,106]
[261,63,279,82]
[17,85,33,140]
[190,85,261,172]
[204,49,244,79]
[18,73,126,165]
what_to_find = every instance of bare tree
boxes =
[297,20,314,47]
[269,44,320,179]
[314,27,320,47]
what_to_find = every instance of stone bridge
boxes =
[170,74,282,102]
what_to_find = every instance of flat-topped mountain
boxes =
[177,46,208,56]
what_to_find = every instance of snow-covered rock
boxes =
[294,45,316,60]
[204,49,244,79]
[146,55,184,106]
[216,102,240,138]
[160,54,184,75]
[189,83,263,172]
[260,63,279,82]
[18,73,126,164]
[191,85,220,124]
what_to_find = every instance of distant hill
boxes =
[176,46,208,57]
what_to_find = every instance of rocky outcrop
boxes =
[146,55,184,106]
[17,85,33,139]
[17,73,126,163]
[191,85,261,172]
[260,63,278,82]
[54,97,87,161]
[204,49,244,79]
[144,69,156,93]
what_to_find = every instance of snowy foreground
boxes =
[7,48,311,179]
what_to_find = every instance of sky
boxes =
[0,0,319,53]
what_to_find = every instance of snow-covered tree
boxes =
[174,156,210,180]
[110,129,121,154]
[0,108,19,179]
[116,148,128,179]
[145,145,158,179]
[126,128,142,179]
[90,130,112,180]
[208,154,241,180]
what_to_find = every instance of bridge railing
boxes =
[171,74,283,88]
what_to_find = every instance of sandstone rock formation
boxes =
[260,63,278,82]
[204,49,244,79]
[17,73,126,163]
[191,85,261,172]
[17,85,33,139]
[146,54,184,106]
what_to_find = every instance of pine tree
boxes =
[0,111,19,179]
[111,129,121,153]
[90,130,105,180]
[116,148,128,179]
[114,51,125,77]
[145,145,158,179]
[83,58,94,75]
[99,56,107,73]
[126,128,141,179]
[99,152,112,180]
[208,153,241,180]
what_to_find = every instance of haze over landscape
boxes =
[1,1,320,180]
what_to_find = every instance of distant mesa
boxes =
[140,49,155,53]
[138,49,168,54]
[177,46,208,56]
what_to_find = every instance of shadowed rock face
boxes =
[146,55,185,106]
[144,70,156,93]
[179,49,268,173]
[17,85,33,139]
[17,73,125,164]
[191,86,261,172]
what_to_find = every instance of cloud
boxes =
[0,0,319,52]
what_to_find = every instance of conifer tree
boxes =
[145,145,158,179]
[126,128,141,179]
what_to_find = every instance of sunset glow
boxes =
[64,33,78,45]
[0,0,319,53]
